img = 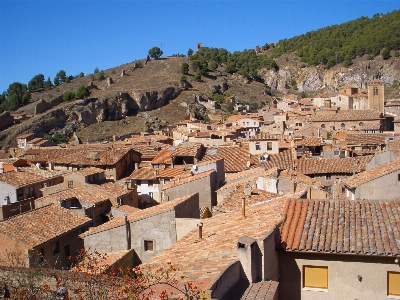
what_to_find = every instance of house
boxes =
[310,109,382,132]
[248,132,279,159]
[341,157,400,200]
[170,142,204,167]
[81,193,200,265]
[26,147,141,180]
[278,198,400,300]
[0,166,66,220]
[35,188,111,226]
[16,133,36,149]
[0,204,91,269]
[293,135,324,158]
[141,193,303,299]
[128,167,160,208]
[226,115,264,137]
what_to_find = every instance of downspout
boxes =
[125,215,131,250]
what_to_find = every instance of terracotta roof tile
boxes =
[74,167,105,177]
[162,170,213,190]
[156,168,186,179]
[170,142,203,157]
[279,199,400,256]
[342,133,388,145]
[96,182,131,197]
[143,193,302,291]
[295,156,372,175]
[151,146,173,165]
[241,280,278,300]
[310,110,381,122]
[262,149,294,170]
[0,204,91,248]
[128,167,158,180]
[341,157,400,188]
[0,167,66,187]
[36,188,109,206]
[203,146,259,173]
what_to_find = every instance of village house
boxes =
[0,204,91,269]
[81,193,200,265]
[341,157,400,200]
[248,132,279,160]
[278,198,400,300]
[25,146,141,180]
[0,166,66,220]
[128,167,160,208]
[226,114,264,137]
[170,142,204,168]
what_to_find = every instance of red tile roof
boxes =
[128,167,158,180]
[203,146,259,173]
[156,168,186,179]
[279,199,400,256]
[241,281,278,300]
[0,204,91,248]
[36,188,109,206]
[310,110,381,122]
[0,167,66,187]
[143,194,301,292]
[162,170,214,190]
[341,157,400,188]
[262,149,294,170]
[295,156,372,175]
[170,142,203,157]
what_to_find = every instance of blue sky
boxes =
[0,0,399,93]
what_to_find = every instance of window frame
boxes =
[303,265,328,290]
[144,240,154,252]
[388,271,400,297]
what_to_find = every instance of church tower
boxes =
[367,79,384,113]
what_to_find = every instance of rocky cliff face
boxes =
[260,54,400,94]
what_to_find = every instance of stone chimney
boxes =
[237,236,262,283]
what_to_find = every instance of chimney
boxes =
[197,222,203,239]
[242,197,246,219]
[237,236,261,283]
[134,163,139,170]
[125,215,131,250]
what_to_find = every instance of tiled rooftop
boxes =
[170,142,202,158]
[310,110,381,122]
[214,185,279,214]
[301,136,323,147]
[74,167,105,177]
[249,132,278,141]
[36,188,109,206]
[202,146,259,173]
[96,182,131,197]
[295,156,372,175]
[341,157,400,188]
[82,194,197,237]
[128,167,158,180]
[0,167,66,187]
[156,167,186,179]
[262,149,294,170]
[0,204,91,248]
[279,199,400,256]
[129,142,165,161]
[341,133,388,145]
[151,146,173,165]
[279,169,323,187]
[143,193,302,291]
[240,280,278,300]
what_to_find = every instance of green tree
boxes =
[187,48,194,56]
[75,84,90,99]
[381,48,391,60]
[148,46,163,59]
[209,60,218,70]
[194,70,202,82]
[6,82,30,110]
[28,74,45,91]
[300,91,307,98]
[94,67,99,73]
[79,72,85,78]
[63,90,75,102]
[180,75,187,82]
[97,71,105,81]
[54,70,66,85]
[44,77,52,90]
[180,62,189,74]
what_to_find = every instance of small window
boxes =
[388,271,400,296]
[321,124,326,129]
[136,180,141,186]
[148,180,153,186]
[303,265,328,289]
[267,142,272,151]
[341,123,345,128]
[64,244,71,259]
[255,142,261,150]
[326,174,332,180]
[68,181,73,188]
[53,240,60,256]
[398,174,400,181]
[38,248,44,263]
[144,240,154,251]
[359,122,364,127]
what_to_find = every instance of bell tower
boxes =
[367,79,384,113]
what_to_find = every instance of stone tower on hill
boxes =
[368,79,384,113]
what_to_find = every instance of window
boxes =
[144,240,154,251]
[341,123,345,128]
[148,180,153,186]
[303,266,328,289]
[388,272,400,296]
[68,181,73,188]
[136,180,141,186]
[38,248,44,263]
[398,174,400,181]
[374,88,378,96]
[326,174,332,180]
[359,122,364,127]
[255,142,261,150]
[53,240,60,256]
[321,124,326,129]
[64,244,71,259]
[267,142,272,151]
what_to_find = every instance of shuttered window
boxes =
[303,266,328,289]
[388,272,400,296]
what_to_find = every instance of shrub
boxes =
[194,70,202,82]
[94,67,99,73]
[97,71,105,81]
[63,90,75,102]
[75,84,90,99]
[180,75,187,82]
[180,62,189,74]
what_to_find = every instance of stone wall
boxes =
[0,112,14,131]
